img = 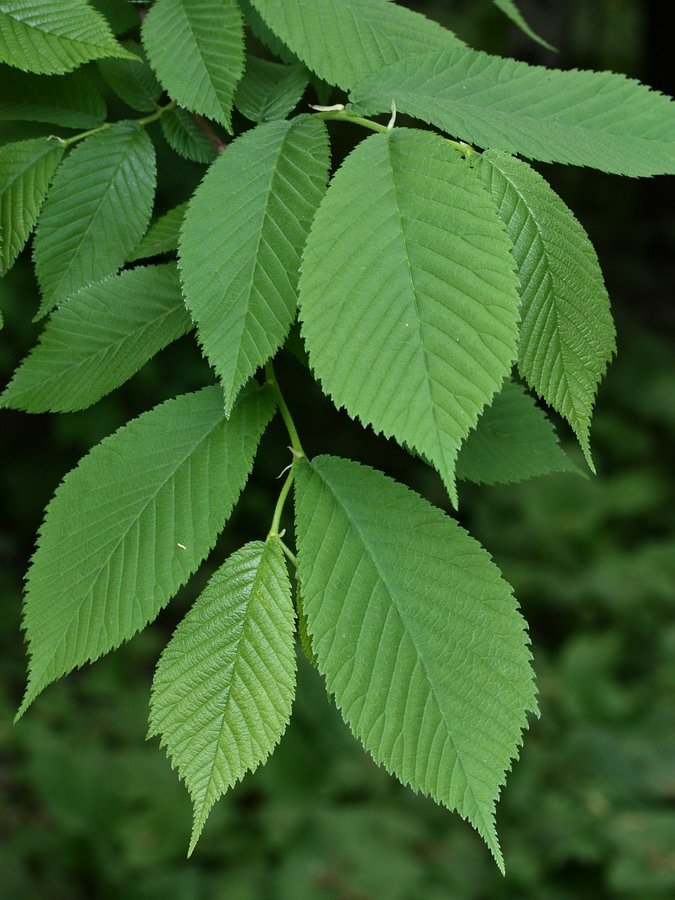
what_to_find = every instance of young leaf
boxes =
[0,0,137,75]
[298,129,520,504]
[33,121,156,316]
[477,150,616,467]
[97,41,162,113]
[348,48,675,176]
[2,263,191,413]
[492,0,556,52]
[248,0,464,90]
[456,379,581,485]
[17,383,275,717]
[160,106,218,164]
[294,455,537,872]
[0,65,106,128]
[142,0,244,131]
[0,137,64,276]
[180,115,330,414]
[126,202,187,263]
[234,56,309,124]
[149,539,295,854]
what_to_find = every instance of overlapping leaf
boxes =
[127,203,187,262]
[493,0,556,52]
[180,115,330,413]
[477,150,615,466]
[0,137,64,276]
[33,121,156,316]
[234,56,309,123]
[2,264,191,413]
[17,383,275,716]
[0,0,137,75]
[249,0,464,90]
[456,379,580,485]
[97,41,162,112]
[349,48,675,175]
[295,455,537,871]
[0,65,106,128]
[299,129,520,504]
[142,0,244,131]
[160,107,218,164]
[149,540,295,854]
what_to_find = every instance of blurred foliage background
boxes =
[1,1,675,897]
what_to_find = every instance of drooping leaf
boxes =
[477,150,616,466]
[234,56,309,123]
[0,64,106,128]
[492,0,556,52]
[349,48,675,176]
[180,115,330,413]
[160,106,218,164]
[298,128,520,504]
[127,202,187,262]
[142,0,244,131]
[2,263,191,413]
[294,455,537,872]
[149,539,295,854]
[248,0,464,90]
[33,120,156,316]
[17,383,275,716]
[0,0,137,75]
[0,137,64,276]
[97,40,162,112]
[456,379,581,485]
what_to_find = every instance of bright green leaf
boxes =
[299,129,520,504]
[97,40,162,112]
[0,64,106,128]
[492,0,556,52]
[295,455,537,872]
[149,539,295,854]
[456,379,581,485]
[248,0,464,90]
[349,48,675,176]
[127,202,187,263]
[477,150,616,466]
[235,56,309,123]
[0,137,64,276]
[180,115,330,414]
[17,383,275,716]
[142,0,244,131]
[33,120,156,316]
[2,263,191,413]
[160,106,218,164]
[0,0,138,75]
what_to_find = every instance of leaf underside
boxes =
[299,128,520,504]
[149,540,295,854]
[295,455,537,873]
[18,383,275,716]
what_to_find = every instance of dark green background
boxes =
[1,1,674,896]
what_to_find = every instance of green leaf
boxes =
[0,64,106,128]
[89,0,138,36]
[348,48,675,176]
[248,0,464,90]
[0,0,138,75]
[180,115,330,414]
[160,106,218,164]
[97,40,162,113]
[456,379,581,485]
[2,263,191,413]
[0,137,64,276]
[492,0,556,52]
[477,150,616,467]
[234,56,308,124]
[127,202,187,263]
[142,0,244,131]
[298,129,520,505]
[149,539,295,854]
[238,0,298,65]
[33,120,156,316]
[294,455,537,872]
[17,383,275,716]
